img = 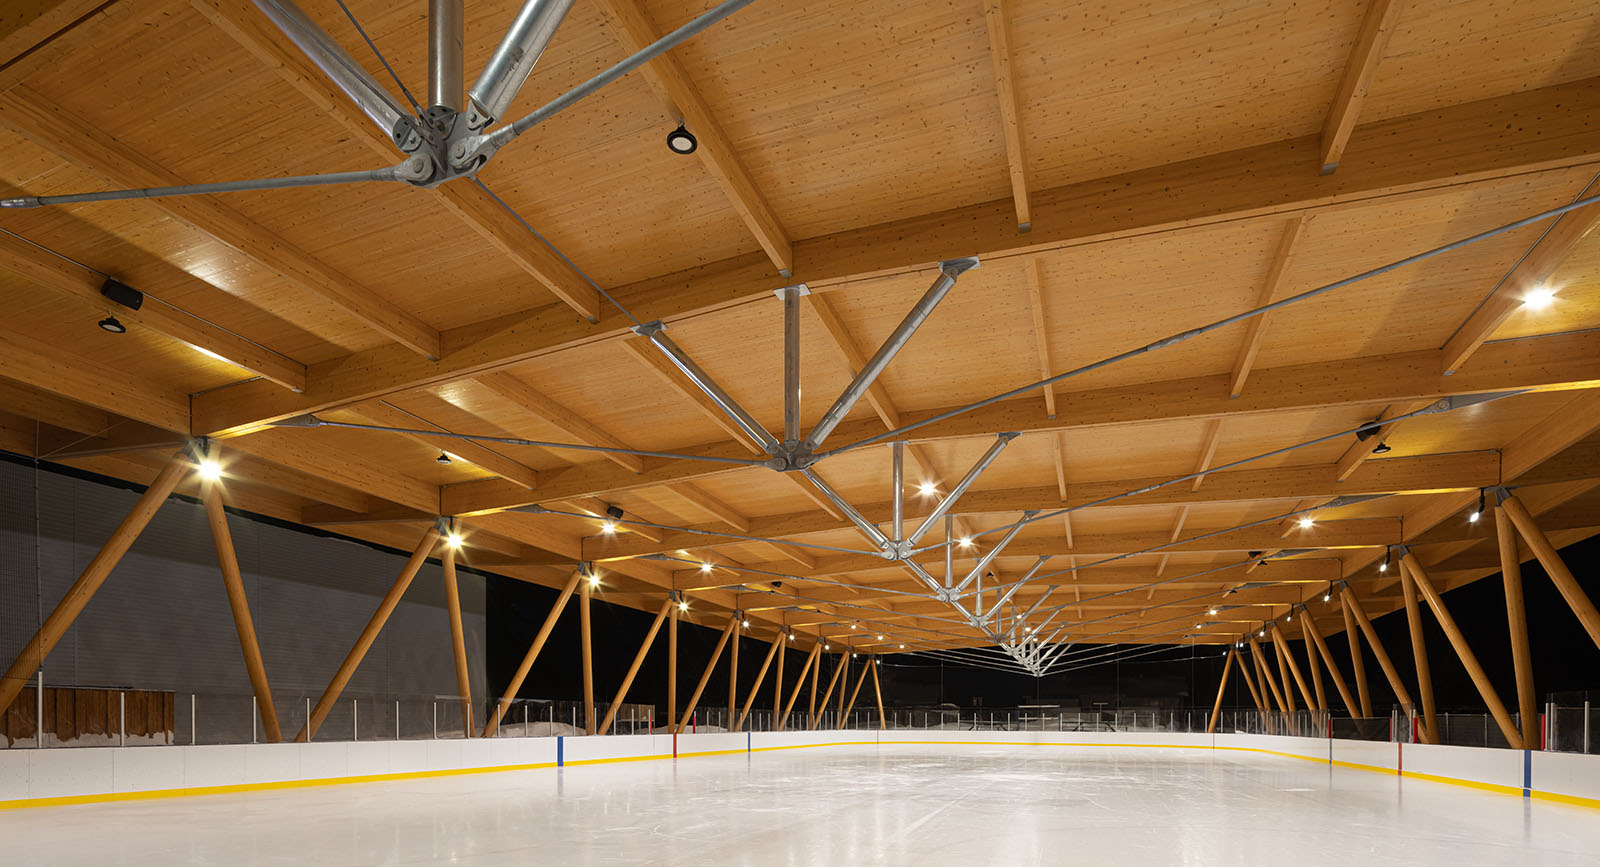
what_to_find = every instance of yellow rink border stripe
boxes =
[0,761,558,811]
[3,737,1597,812]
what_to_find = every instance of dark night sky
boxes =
[487,534,1600,715]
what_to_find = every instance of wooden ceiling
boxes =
[2,0,1599,670]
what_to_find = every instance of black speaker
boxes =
[100,278,144,310]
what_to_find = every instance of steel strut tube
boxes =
[0,167,409,209]
[906,433,1017,544]
[943,515,954,588]
[957,511,1035,593]
[804,257,978,451]
[428,0,465,113]
[799,469,892,550]
[467,0,577,129]
[633,322,781,454]
[891,441,905,541]
[780,285,806,445]
[473,0,756,160]
[252,0,413,145]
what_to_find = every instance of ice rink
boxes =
[4,744,1598,865]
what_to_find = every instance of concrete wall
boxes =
[0,458,487,744]
[4,729,1599,810]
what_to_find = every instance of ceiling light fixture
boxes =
[918,481,936,496]
[588,571,601,588]
[666,123,698,154]
[1372,442,1391,455]
[1297,516,1314,529]
[1208,608,1218,616]
[436,452,452,464]
[678,600,689,612]
[876,634,884,641]
[97,315,126,333]
[742,619,749,628]
[700,562,713,574]
[1379,549,1391,573]
[1524,285,1556,310]
[198,459,222,482]
[445,532,464,550]
[1468,489,1485,524]
[958,537,973,548]
[600,521,616,534]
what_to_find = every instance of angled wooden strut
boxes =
[0,450,188,717]
[1398,557,1438,744]
[1340,591,1374,717]
[1500,493,1600,653]
[1302,608,1360,718]
[667,597,678,733]
[841,657,874,724]
[483,569,583,737]
[1207,650,1236,733]
[728,616,741,724]
[203,470,281,743]
[777,642,821,732]
[871,653,887,730]
[580,577,595,734]
[598,598,671,735]
[1342,588,1417,714]
[1233,645,1266,712]
[300,525,440,742]
[677,615,738,733]
[1401,554,1523,749]
[735,635,782,731]
[1271,625,1318,712]
[1494,505,1538,749]
[811,652,850,730]
[1247,636,1287,712]
[441,544,474,738]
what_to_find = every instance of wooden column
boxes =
[728,616,740,724]
[202,472,281,743]
[1304,628,1327,713]
[808,641,821,727]
[1271,625,1317,712]
[677,616,738,732]
[667,596,679,734]
[1247,636,1286,712]
[1303,608,1361,718]
[484,570,582,737]
[1207,650,1236,733]
[441,544,474,738]
[1343,588,1417,713]
[735,635,782,731]
[1495,505,1538,749]
[1234,644,1266,711]
[837,652,849,720]
[0,451,187,716]
[299,525,439,741]
[1399,557,1438,743]
[598,598,670,735]
[1402,554,1523,748]
[1502,494,1600,652]
[811,651,850,729]
[580,577,595,735]
[1273,633,1302,712]
[776,641,821,731]
[773,632,786,723]
[841,657,873,723]
[871,656,886,730]
[1340,593,1373,717]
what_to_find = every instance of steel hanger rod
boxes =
[820,192,1600,458]
[271,415,769,466]
[0,167,405,210]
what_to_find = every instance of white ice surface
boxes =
[4,744,1598,865]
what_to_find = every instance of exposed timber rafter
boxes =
[594,0,793,276]
[188,0,601,322]
[188,77,1600,438]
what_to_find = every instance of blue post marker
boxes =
[1523,750,1532,797]
[557,736,564,767]
[747,731,752,754]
